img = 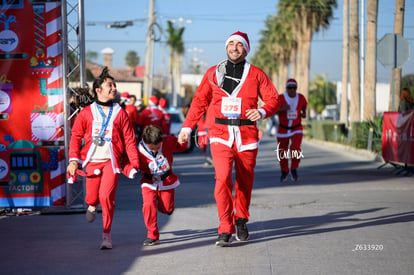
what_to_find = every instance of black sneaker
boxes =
[143,238,160,246]
[215,233,233,247]
[280,171,289,182]
[235,218,249,241]
[290,169,299,182]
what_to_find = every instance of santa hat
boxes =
[120,92,130,103]
[120,92,130,100]
[225,31,250,55]
[286,78,298,88]
[149,95,158,106]
[159,98,167,108]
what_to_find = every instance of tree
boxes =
[125,50,140,69]
[308,74,337,115]
[363,0,378,121]
[349,0,360,123]
[277,0,337,106]
[166,20,185,107]
[340,0,349,124]
[86,50,98,62]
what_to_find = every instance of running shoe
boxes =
[85,205,97,223]
[215,233,233,247]
[235,218,249,241]
[280,171,289,182]
[143,238,160,246]
[100,234,112,249]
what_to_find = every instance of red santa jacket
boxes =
[182,60,279,152]
[139,106,167,133]
[124,136,187,190]
[125,104,140,126]
[68,102,139,174]
[276,91,308,138]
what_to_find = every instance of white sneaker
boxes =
[100,234,112,249]
[85,205,97,223]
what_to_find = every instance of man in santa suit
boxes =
[178,31,279,247]
[276,78,307,182]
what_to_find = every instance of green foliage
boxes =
[125,50,140,68]
[308,74,337,114]
[351,117,383,153]
[401,74,414,97]
[86,51,98,61]
[308,120,346,142]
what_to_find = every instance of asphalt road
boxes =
[1,136,413,275]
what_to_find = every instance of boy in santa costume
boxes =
[67,67,139,250]
[123,125,188,246]
[178,31,279,247]
[276,78,307,182]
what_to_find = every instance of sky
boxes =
[82,0,414,84]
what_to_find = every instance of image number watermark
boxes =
[352,244,384,252]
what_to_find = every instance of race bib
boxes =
[92,121,113,142]
[221,97,242,118]
[148,154,170,175]
[287,110,298,120]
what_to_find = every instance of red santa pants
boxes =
[84,160,119,234]
[210,141,258,234]
[277,133,303,173]
[142,187,175,240]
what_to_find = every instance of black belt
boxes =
[215,118,254,126]
[143,170,172,180]
[279,123,301,130]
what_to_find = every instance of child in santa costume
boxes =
[276,78,307,182]
[178,31,279,247]
[67,67,139,250]
[123,125,187,246]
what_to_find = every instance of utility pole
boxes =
[143,0,155,103]
[389,0,405,111]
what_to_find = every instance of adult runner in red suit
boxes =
[139,95,167,134]
[67,67,139,250]
[276,78,307,182]
[178,31,279,247]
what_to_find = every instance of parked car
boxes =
[167,108,195,153]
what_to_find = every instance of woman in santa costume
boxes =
[276,78,307,182]
[178,31,279,247]
[67,67,139,250]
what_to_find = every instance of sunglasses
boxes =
[287,86,297,90]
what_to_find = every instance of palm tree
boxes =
[125,50,140,70]
[278,0,337,104]
[363,0,378,121]
[252,14,296,92]
[308,74,337,116]
[166,20,185,107]
[340,0,349,124]
[349,0,360,123]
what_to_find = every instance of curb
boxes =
[305,138,384,163]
